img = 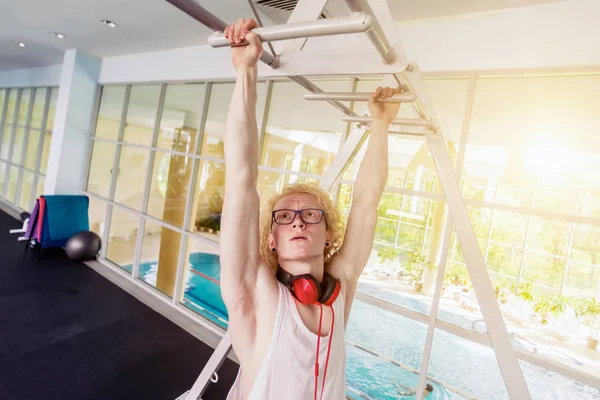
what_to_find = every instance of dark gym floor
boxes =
[0,208,238,400]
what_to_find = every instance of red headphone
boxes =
[276,268,341,306]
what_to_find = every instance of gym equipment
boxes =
[65,231,102,261]
[163,0,531,399]
[24,195,90,259]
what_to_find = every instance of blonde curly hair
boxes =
[260,183,345,274]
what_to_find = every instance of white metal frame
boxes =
[0,87,54,210]
[80,71,600,399]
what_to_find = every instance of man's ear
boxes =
[325,231,332,246]
[268,232,275,249]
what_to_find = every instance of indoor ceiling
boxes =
[0,0,566,71]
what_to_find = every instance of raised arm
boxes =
[338,87,401,282]
[219,19,264,315]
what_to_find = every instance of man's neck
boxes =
[279,257,325,282]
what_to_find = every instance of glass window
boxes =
[489,210,528,248]
[464,75,600,214]
[428,329,508,399]
[521,251,564,293]
[147,152,194,227]
[17,89,32,126]
[0,161,6,196]
[563,259,599,299]
[570,224,600,265]
[0,89,5,115]
[45,88,58,132]
[24,129,41,170]
[202,82,266,158]
[106,206,139,269]
[575,193,600,219]
[36,177,45,198]
[19,171,34,210]
[345,300,427,397]
[262,80,348,173]
[5,89,18,122]
[25,129,41,171]
[11,128,25,164]
[113,146,150,210]
[88,197,107,238]
[158,83,206,153]
[39,131,52,174]
[7,166,19,203]
[123,85,161,146]
[180,238,226,328]
[191,160,225,233]
[1,125,12,160]
[31,88,47,129]
[526,218,570,259]
[87,141,117,198]
[94,86,127,140]
[138,220,182,297]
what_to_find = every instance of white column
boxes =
[44,50,101,195]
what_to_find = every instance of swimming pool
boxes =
[128,253,599,400]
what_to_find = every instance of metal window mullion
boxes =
[559,221,576,296]
[132,84,167,281]
[420,190,435,256]
[173,82,212,305]
[0,88,10,159]
[101,85,131,260]
[15,88,36,206]
[482,185,499,264]
[4,89,22,198]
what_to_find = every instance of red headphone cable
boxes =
[314,304,335,400]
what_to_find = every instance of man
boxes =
[395,381,435,398]
[219,18,402,400]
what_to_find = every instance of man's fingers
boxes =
[241,19,258,40]
[246,31,261,47]
[233,19,244,44]
[375,87,383,99]
[224,25,232,43]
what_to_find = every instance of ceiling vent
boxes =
[255,0,329,24]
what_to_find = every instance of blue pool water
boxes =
[128,253,600,400]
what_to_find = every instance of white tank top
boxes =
[226,281,347,400]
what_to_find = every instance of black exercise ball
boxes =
[65,231,102,261]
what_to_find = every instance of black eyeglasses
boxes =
[272,209,325,225]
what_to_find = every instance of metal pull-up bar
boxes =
[165,0,280,67]
[208,14,374,47]
[305,92,416,103]
[342,115,433,128]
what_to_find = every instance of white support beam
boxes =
[398,63,441,134]
[305,92,416,103]
[44,50,101,195]
[343,0,397,64]
[425,134,531,399]
[184,332,233,400]
[320,126,369,193]
[208,15,373,48]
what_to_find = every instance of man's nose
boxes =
[292,213,305,228]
